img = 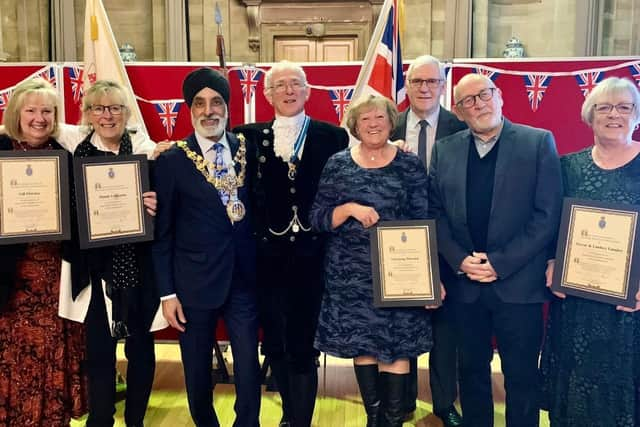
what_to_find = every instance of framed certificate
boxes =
[73,155,153,249]
[370,220,442,308]
[552,197,640,308]
[0,150,70,244]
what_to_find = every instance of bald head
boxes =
[452,73,503,138]
[453,73,495,105]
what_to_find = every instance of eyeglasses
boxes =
[268,80,306,93]
[455,88,497,109]
[89,104,127,116]
[593,103,635,115]
[408,78,444,89]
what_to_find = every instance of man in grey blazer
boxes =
[390,55,466,427]
[428,73,562,427]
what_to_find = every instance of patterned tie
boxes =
[213,143,230,205]
[417,120,429,167]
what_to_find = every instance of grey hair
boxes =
[581,77,640,126]
[406,55,445,81]
[264,60,307,90]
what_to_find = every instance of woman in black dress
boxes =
[541,77,640,427]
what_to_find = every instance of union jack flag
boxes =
[329,88,354,122]
[575,72,603,97]
[473,67,499,82]
[628,64,640,87]
[69,66,85,103]
[154,101,182,138]
[236,68,262,105]
[37,66,57,88]
[523,74,552,112]
[0,89,12,113]
[350,0,408,119]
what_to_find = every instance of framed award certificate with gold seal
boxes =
[73,154,153,249]
[370,220,442,308]
[552,198,640,308]
[0,150,71,244]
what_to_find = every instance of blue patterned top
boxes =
[310,148,433,363]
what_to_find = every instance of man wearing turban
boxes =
[152,67,261,427]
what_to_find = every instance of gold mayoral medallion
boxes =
[227,199,246,222]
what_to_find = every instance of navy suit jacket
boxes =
[428,119,563,304]
[152,132,256,309]
[390,107,467,142]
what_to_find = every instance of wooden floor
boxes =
[70,343,550,427]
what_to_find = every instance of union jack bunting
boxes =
[575,72,604,97]
[628,63,640,87]
[523,74,552,112]
[154,101,182,138]
[473,67,499,82]
[329,88,354,122]
[37,66,57,88]
[236,68,262,105]
[68,66,85,103]
[0,89,12,113]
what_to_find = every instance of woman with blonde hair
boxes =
[60,79,166,427]
[0,78,88,426]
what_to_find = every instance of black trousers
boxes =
[85,278,155,427]
[451,286,543,427]
[179,283,261,427]
[406,302,459,413]
[257,253,324,373]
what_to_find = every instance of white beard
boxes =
[272,112,306,161]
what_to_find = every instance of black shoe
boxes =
[434,405,463,427]
[402,409,415,422]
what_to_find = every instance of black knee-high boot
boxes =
[354,364,380,427]
[270,358,293,425]
[378,372,408,427]
[289,370,318,427]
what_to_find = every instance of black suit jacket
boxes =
[428,119,563,304]
[390,107,467,285]
[233,119,348,257]
[390,107,467,142]
[152,132,257,309]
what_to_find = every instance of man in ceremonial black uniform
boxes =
[234,61,349,427]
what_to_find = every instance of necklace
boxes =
[177,136,247,192]
[177,135,248,222]
[16,140,52,151]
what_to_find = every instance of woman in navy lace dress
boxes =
[541,77,640,427]
[310,96,435,427]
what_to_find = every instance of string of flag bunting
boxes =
[1,60,640,138]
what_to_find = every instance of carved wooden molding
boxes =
[242,0,262,52]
